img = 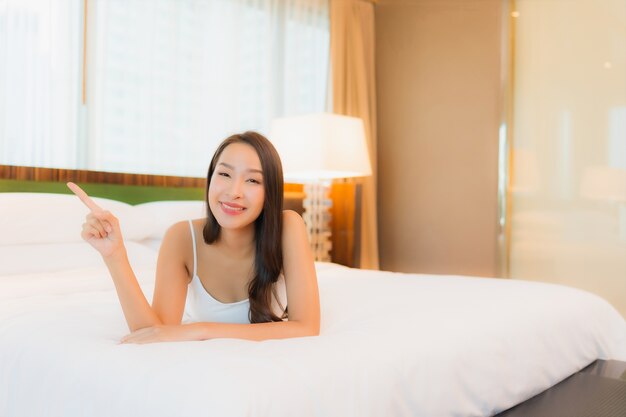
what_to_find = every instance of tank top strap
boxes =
[188,220,198,277]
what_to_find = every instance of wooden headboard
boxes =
[0,165,358,267]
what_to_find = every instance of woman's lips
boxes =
[220,202,246,215]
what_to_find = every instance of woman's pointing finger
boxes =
[67,182,103,212]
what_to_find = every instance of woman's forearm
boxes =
[103,247,161,332]
[68,182,162,332]
[186,320,320,342]
[119,319,320,344]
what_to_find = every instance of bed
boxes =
[1,168,625,417]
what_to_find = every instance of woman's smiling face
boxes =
[208,142,265,231]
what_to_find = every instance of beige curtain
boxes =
[330,0,379,269]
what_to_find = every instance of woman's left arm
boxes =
[121,210,320,344]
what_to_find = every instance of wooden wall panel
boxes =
[0,165,206,187]
[330,181,358,267]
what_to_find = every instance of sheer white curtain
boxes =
[0,0,82,168]
[88,0,329,177]
[0,0,329,176]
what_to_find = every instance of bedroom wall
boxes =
[375,0,503,276]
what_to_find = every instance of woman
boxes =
[68,131,320,343]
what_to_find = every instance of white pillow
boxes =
[134,200,206,240]
[0,193,156,245]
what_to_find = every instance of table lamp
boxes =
[270,113,372,261]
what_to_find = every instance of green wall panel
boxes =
[0,180,204,205]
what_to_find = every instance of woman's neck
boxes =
[216,226,256,259]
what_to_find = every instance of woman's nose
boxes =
[227,179,243,197]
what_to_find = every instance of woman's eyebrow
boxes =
[218,162,263,174]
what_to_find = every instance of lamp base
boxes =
[302,181,332,262]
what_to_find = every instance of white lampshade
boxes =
[269,113,372,182]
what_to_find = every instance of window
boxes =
[508,0,626,317]
[0,0,82,168]
[0,0,330,177]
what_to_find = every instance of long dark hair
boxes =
[203,131,285,323]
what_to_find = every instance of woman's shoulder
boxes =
[282,209,305,227]
[158,219,205,262]
[281,210,307,242]
[163,218,205,243]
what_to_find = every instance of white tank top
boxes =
[185,220,287,324]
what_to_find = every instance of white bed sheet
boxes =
[1,262,625,417]
[0,241,158,276]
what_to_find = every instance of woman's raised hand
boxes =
[67,182,125,258]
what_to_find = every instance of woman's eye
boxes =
[217,172,230,178]
[247,178,261,184]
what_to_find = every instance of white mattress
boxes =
[1,258,625,417]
